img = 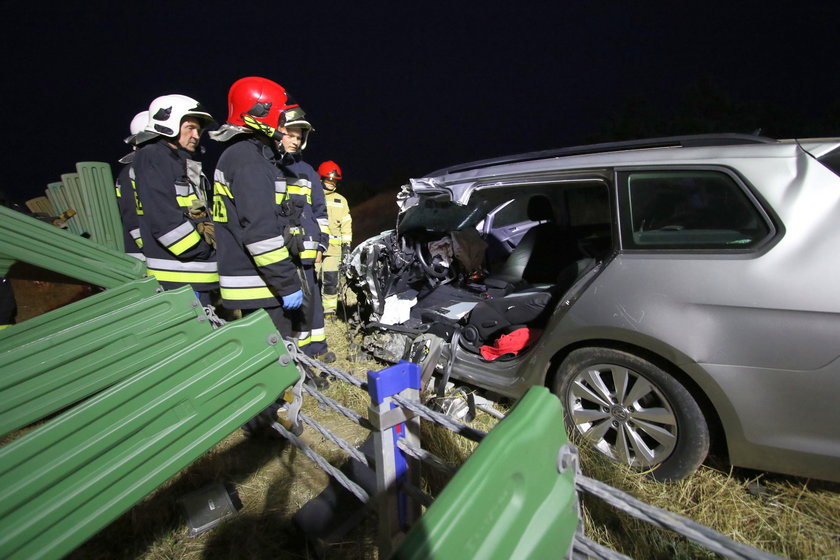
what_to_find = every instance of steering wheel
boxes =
[415,239,451,280]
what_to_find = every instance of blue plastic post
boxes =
[367,361,422,405]
[367,361,422,555]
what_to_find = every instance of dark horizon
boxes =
[2,2,839,206]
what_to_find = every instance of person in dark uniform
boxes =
[209,76,304,336]
[114,110,149,261]
[133,94,218,305]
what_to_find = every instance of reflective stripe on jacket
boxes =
[133,139,218,291]
[212,136,300,309]
[284,158,329,264]
[115,162,145,261]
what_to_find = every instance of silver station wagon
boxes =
[346,134,840,482]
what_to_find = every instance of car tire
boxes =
[553,347,709,481]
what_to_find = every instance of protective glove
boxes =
[189,200,216,247]
[196,221,216,247]
[282,289,303,310]
[189,199,208,219]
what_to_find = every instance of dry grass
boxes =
[62,314,839,560]
[575,443,840,560]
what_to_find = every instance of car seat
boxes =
[485,195,581,293]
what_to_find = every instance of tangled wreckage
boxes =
[345,134,840,484]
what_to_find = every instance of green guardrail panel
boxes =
[60,172,92,237]
[0,205,145,288]
[395,386,580,560]
[0,277,160,351]
[0,310,299,560]
[0,285,212,436]
[73,166,105,248]
[77,161,123,253]
[46,181,82,236]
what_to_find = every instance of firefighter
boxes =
[133,94,218,305]
[277,111,335,363]
[114,110,148,261]
[209,77,306,437]
[316,160,352,319]
[208,76,303,338]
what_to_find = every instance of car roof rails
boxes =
[428,133,777,176]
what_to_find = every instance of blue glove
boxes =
[282,289,303,310]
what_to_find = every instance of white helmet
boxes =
[123,110,149,145]
[142,94,214,139]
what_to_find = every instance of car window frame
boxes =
[468,171,612,227]
[615,165,781,255]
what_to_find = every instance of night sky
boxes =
[3,1,840,205]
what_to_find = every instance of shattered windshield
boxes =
[397,194,491,234]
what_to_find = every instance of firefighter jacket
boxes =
[212,136,301,309]
[114,154,144,261]
[284,156,329,264]
[324,189,352,258]
[133,139,218,292]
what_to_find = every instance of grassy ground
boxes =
[27,301,839,560]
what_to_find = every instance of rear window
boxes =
[620,169,772,250]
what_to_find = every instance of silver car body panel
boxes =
[359,138,840,481]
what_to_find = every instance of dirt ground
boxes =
[8,264,95,323]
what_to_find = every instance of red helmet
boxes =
[225,76,298,130]
[318,161,343,181]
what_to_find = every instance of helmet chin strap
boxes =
[241,114,285,143]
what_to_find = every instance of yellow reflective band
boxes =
[311,331,326,343]
[253,247,290,266]
[137,239,144,248]
[212,194,228,223]
[147,269,219,284]
[287,185,312,204]
[115,186,121,197]
[299,249,318,260]
[297,336,311,347]
[169,229,201,256]
[329,238,342,245]
[220,286,275,300]
[134,191,144,215]
[214,181,233,198]
[176,194,199,207]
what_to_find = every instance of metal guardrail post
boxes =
[367,361,423,558]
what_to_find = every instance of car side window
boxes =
[620,169,772,250]
[486,196,531,228]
